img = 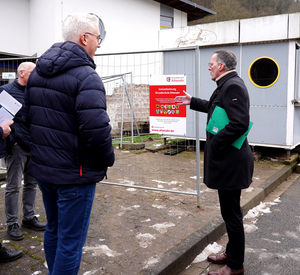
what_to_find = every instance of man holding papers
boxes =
[174,50,253,275]
[0,62,46,241]
[0,120,24,262]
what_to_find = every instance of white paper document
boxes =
[0,90,22,125]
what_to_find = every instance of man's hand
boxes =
[1,120,13,139]
[174,90,192,105]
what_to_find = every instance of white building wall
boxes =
[158,20,239,49]
[159,13,300,49]
[289,12,300,39]
[173,9,187,28]
[0,0,30,56]
[240,14,288,43]
[29,0,62,56]
[0,0,188,57]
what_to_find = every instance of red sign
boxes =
[149,75,187,136]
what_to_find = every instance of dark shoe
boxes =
[0,246,23,262]
[22,216,46,231]
[208,265,244,275]
[7,223,24,241]
[207,252,228,264]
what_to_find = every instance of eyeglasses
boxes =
[22,70,33,73]
[85,32,102,45]
[208,62,222,68]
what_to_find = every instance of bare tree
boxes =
[189,0,251,25]
[189,0,296,25]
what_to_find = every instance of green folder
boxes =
[206,106,253,150]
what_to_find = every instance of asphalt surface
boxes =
[245,173,300,274]
[179,167,300,275]
[0,149,298,275]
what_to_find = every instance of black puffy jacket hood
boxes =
[24,41,114,185]
[37,42,96,77]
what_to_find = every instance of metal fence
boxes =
[0,48,202,205]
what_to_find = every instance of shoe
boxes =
[207,252,228,264]
[7,223,24,241]
[0,246,23,262]
[208,265,244,275]
[22,216,46,231]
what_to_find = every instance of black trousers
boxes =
[218,189,244,270]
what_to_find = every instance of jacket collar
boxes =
[216,71,238,88]
[215,69,236,82]
[13,78,26,91]
[208,71,238,107]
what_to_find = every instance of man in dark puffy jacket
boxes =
[24,13,115,274]
[0,62,46,242]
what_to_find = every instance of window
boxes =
[248,57,280,88]
[160,16,173,30]
[160,4,173,30]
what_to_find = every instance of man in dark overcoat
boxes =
[174,49,253,275]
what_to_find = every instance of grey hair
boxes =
[17,62,36,76]
[214,50,237,71]
[62,13,99,42]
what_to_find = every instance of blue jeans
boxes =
[37,180,96,275]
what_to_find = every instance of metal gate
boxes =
[0,47,203,206]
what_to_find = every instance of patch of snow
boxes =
[150,222,175,233]
[83,245,122,257]
[152,204,166,209]
[136,233,156,248]
[244,202,272,219]
[152,180,184,185]
[127,188,137,192]
[262,238,281,244]
[118,179,135,185]
[168,208,187,217]
[285,231,299,239]
[143,256,159,269]
[192,242,223,263]
[274,197,281,203]
[245,187,254,193]
[244,224,258,233]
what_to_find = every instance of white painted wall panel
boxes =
[29,0,61,56]
[62,0,160,54]
[173,9,187,28]
[240,14,288,43]
[0,0,30,56]
[289,13,300,39]
[159,20,239,49]
[1,0,178,56]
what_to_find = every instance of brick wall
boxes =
[106,83,150,135]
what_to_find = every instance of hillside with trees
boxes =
[189,0,300,25]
